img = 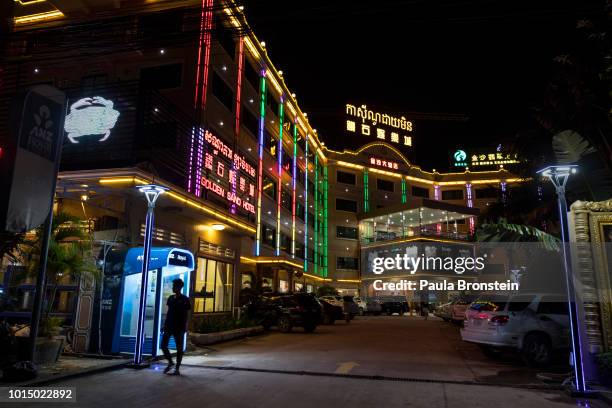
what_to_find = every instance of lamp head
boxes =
[137,184,169,207]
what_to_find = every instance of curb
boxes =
[190,326,264,346]
[8,359,129,387]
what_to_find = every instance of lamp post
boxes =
[537,165,587,394]
[131,184,168,367]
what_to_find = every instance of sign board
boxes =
[452,148,520,168]
[197,128,257,214]
[345,104,413,147]
[369,156,399,170]
[64,96,119,143]
[0,85,66,232]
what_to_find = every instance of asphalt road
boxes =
[6,315,601,408]
[186,315,571,385]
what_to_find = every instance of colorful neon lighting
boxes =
[189,0,214,194]
[231,36,245,214]
[323,164,328,277]
[466,183,475,234]
[500,181,507,204]
[314,153,319,275]
[276,99,284,256]
[363,169,369,213]
[291,122,298,258]
[434,184,442,233]
[401,178,407,204]
[255,72,267,255]
[304,139,309,271]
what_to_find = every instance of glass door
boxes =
[119,269,158,354]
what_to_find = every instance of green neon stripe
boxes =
[314,153,318,275]
[363,169,369,213]
[401,178,407,204]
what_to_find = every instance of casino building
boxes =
[1,0,522,347]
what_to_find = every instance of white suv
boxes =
[460,293,570,367]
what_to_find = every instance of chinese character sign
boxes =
[199,129,256,214]
[345,104,413,147]
[369,156,399,170]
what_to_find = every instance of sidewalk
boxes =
[1,355,129,387]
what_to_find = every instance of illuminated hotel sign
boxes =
[345,104,413,147]
[453,148,520,168]
[64,97,119,143]
[369,156,399,170]
[199,129,256,214]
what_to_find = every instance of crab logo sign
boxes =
[64,96,120,143]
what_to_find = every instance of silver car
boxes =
[461,293,570,367]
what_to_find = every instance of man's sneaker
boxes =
[170,368,181,376]
[163,363,175,374]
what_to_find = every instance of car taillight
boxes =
[477,313,489,319]
[490,315,509,325]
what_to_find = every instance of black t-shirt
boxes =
[164,294,191,333]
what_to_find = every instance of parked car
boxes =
[319,295,359,318]
[434,301,453,321]
[318,298,346,324]
[365,298,383,315]
[450,295,478,323]
[353,296,367,315]
[243,293,322,333]
[380,300,409,316]
[461,293,570,367]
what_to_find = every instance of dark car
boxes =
[318,298,346,325]
[243,293,322,333]
[380,300,409,316]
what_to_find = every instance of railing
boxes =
[360,229,471,246]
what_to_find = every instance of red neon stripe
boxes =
[235,37,244,136]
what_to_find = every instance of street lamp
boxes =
[131,184,168,367]
[537,165,587,394]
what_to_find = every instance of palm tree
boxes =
[25,213,98,331]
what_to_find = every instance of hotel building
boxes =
[1,0,521,349]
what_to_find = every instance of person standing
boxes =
[161,278,190,375]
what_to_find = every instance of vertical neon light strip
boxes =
[230,36,245,214]
[323,164,328,277]
[291,123,297,258]
[188,0,214,194]
[401,178,407,204]
[500,181,507,204]
[363,169,369,213]
[434,184,441,233]
[304,139,309,271]
[255,72,267,255]
[466,183,475,234]
[314,153,319,275]
[275,99,284,256]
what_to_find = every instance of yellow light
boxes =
[98,177,256,234]
[243,37,259,60]
[302,272,332,282]
[14,10,63,24]
[337,279,361,283]
[211,223,226,231]
[14,0,47,5]
[240,256,304,270]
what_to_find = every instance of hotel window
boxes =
[376,178,394,192]
[281,189,292,212]
[337,226,358,240]
[262,224,276,247]
[215,22,235,58]
[411,186,429,198]
[266,88,279,116]
[280,233,291,253]
[336,198,357,213]
[263,174,276,200]
[140,63,182,89]
[442,189,464,200]
[295,242,304,259]
[244,60,260,90]
[336,170,356,185]
[307,213,315,228]
[282,150,293,176]
[296,166,305,186]
[337,256,358,270]
[193,258,234,313]
[212,72,234,112]
[241,105,259,140]
[296,202,305,220]
[475,187,498,199]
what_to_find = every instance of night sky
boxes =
[242,0,602,171]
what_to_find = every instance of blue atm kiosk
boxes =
[111,247,194,357]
